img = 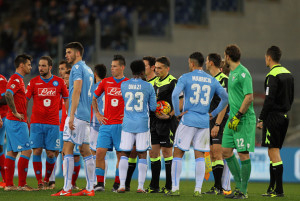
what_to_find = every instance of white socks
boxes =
[63,155,74,191]
[118,156,129,189]
[222,159,231,191]
[171,157,182,191]
[138,159,147,190]
[84,155,95,191]
[195,157,205,190]
[49,161,57,182]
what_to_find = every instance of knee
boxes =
[0,146,3,153]
[47,152,55,159]
[96,149,105,160]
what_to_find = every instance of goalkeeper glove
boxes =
[228,111,243,131]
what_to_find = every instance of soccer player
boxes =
[169,52,228,196]
[4,54,34,191]
[205,53,231,195]
[257,46,294,197]
[124,56,157,191]
[146,56,179,194]
[0,73,8,188]
[222,44,256,199]
[26,56,69,189]
[90,64,107,189]
[118,60,157,193]
[58,60,71,78]
[92,55,129,192]
[52,42,95,196]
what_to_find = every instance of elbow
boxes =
[248,94,254,103]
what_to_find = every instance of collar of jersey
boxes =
[214,72,222,78]
[15,72,24,78]
[40,75,53,83]
[159,74,170,82]
[271,64,281,70]
[113,76,126,83]
[147,76,157,82]
[74,60,84,66]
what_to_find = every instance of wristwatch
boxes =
[215,123,220,127]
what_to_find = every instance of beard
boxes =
[40,71,49,77]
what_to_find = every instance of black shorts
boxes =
[262,112,289,149]
[150,116,178,148]
[209,116,228,145]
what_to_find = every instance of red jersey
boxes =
[6,73,27,122]
[0,74,8,118]
[94,76,129,125]
[59,98,67,131]
[26,75,69,125]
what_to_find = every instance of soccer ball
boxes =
[155,100,171,115]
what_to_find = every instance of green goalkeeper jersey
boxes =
[228,64,256,121]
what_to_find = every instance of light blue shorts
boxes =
[97,124,121,151]
[6,119,31,152]
[0,117,6,146]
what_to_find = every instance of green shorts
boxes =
[222,116,256,152]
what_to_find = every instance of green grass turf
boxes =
[0,178,299,201]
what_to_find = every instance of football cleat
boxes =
[48,181,55,189]
[72,189,95,196]
[204,186,222,195]
[38,182,47,190]
[125,186,130,191]
[117,188,126,193]
[4,185,18,191]
[0,182,6,188]
[145,186,160,193]
[165,190,180,196]
[111,182,120,192]
[72,185,82,190]
[225,188,240,198]
[94,183,105,191]
[136,189,146,193]
[232,192,248,199]
[159,186,170,194]
[193,191,202,197]
[18,185,39,191]
[261,188,274,197]
[270,192,284,197]
[51,189,72,196]
[223,189,232,195]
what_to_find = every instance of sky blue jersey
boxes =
[121,78,157,133]
[172,69,228,128]
[68,60,94,122]
[91,81,104,130]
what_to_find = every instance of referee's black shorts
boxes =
[150,117,178,148]
[209,116,228,145]
[262,112,289,149]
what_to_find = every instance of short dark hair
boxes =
[40,56,53,67]
[113,55,126,66]
[130,60,145,75]
[208,53,221,67]
[156,56,170,67]
[59,60,72,70]
[94,64,107,79]
[266,46,281,63]
[143,56,156,67]
[225,44,241,62]
[189,52,204,67]
[220,60,230,76]
[65,70,71,75]
[65,42,84,56]
[14,54,32,69]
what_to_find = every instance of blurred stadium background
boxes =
[0,0,299,182]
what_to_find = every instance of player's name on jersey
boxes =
[192,76,212,83]
[128,84,142,90]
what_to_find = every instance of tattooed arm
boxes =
[5,91,24,120]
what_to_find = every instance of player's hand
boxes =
[211,126,219,138]
[256,121,263,129]
[0,117,3,128]
[156,112,170,120]
[96,113,107,125]
[228,111,243,131]
[13,112,24,120]
[176,111,188,120]
[69,116,75,130]
[209,113,213,120]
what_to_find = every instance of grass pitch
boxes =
[0,178,299,201]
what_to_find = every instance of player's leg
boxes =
[4,150,18,190]
[112,124,123,192]
[89,127,98,186]
[125,146,138,191]
[161,146,172,193]
[48,150,59,189]
[222,159,232,194]
[72,149,81,189]
[0,117,6,186]
[147,143,161,193]
[44,150,56,184]
[168,147,184,196]
[268,148,284,196]
[32,148,43,186]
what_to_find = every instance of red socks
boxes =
[18,155,30,187]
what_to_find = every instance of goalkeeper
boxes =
[221,45,256,199]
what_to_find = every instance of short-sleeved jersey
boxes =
[6,73,27,122]
[94,76,129,125]
[0,74,8,118]
[209,72,229,119]
[68,60,94,122]
[59,98,67,132]
[228,64,255,119]
[90,81,105,130]
[153,74,177,110]
[26,75,68,125]
[259,65,294,121]
[172,69,228,128]
[121,78,157,133]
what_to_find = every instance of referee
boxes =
[257,46,294,197]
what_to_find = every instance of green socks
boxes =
[240,159,251,194]
[225,155,242,190]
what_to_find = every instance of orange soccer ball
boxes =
[155,100,171,115]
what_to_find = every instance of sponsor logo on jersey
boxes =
[35,83,43,85]
[14,79,20,83]
[53,81,59,86]
[38,88,57,96]
[107,87,122,96]
[11,84,15,89]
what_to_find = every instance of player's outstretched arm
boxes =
[5,91,24,120]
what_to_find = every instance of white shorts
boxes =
[90,127,99,151]
[63,117,90,145]
[174,123,210,152]
[119,130,151,152]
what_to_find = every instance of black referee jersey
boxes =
[259,65,294,121]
